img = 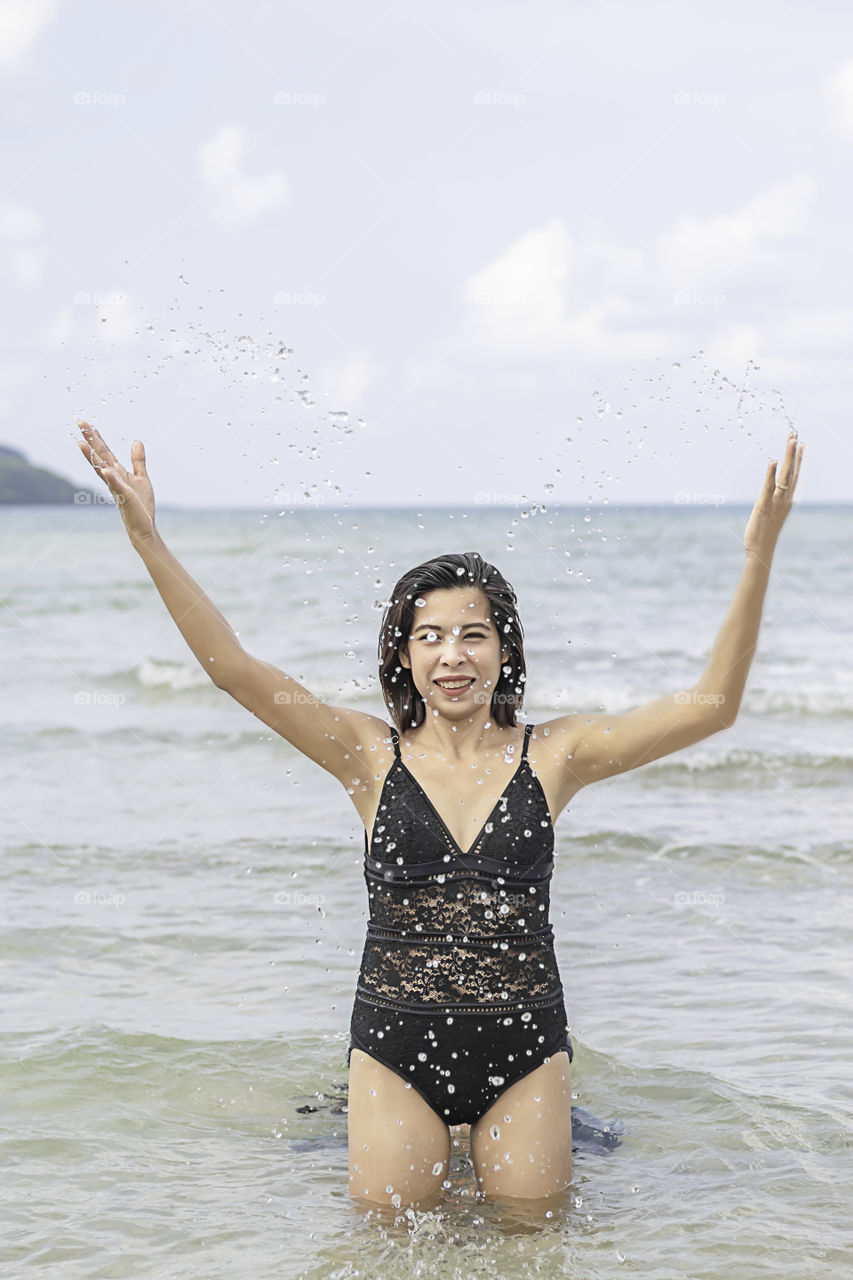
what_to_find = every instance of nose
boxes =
[438,636,466,665]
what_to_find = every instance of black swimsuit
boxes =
[347,722,573,1126]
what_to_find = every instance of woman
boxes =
[76,420,804,1212]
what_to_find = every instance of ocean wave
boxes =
[526,687,853,718]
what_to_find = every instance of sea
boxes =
[1,501,851,1279]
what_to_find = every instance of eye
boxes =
[417,629,487,644]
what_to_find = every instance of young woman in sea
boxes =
[76,419,803,1212]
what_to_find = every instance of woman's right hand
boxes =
[76,420,157,544]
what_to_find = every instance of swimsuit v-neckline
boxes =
[395,754,531,858]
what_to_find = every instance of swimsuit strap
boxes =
[521,721,534,759]
[387,725,401,758]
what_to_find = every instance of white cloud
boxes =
[458,218,673,360]
[0,198,44,288]
[561,301,673,362]
[656,174,817,290]
[824,57,853,137]
[320,350,376,407]
[198,125,289,228]
[457,176,819,365]
[0,0,59,72]
[463,219,570,350]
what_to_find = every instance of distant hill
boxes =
[0,444,97,505]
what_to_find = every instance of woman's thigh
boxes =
[469,1050,573,1201]
[347,1048,452,1209]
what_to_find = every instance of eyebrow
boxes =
[411,619,493,635]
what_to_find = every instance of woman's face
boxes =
[398,586,507,721]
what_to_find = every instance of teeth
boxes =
[436,679,472,689]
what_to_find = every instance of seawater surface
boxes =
[1,503,851,1278]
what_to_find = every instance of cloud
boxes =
[463,218,570,349]
[198,125,289,228]
[656,174,816,290]
[0,199,44,288]
[824,57,853,138]
[458,175,818,364]
[458,218,673,360]
[0,0,59,72]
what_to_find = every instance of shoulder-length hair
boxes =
[378,551,526,732]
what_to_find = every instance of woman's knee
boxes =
[348,1140,450,1208]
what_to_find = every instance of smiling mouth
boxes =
[434,677,475,691]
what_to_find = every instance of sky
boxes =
[1,0,852,508]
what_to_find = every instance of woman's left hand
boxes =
[743,432,805,562]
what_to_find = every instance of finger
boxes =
[88,449,124,489]
[130,439,148,476]
[790,444,804,494]
[79,422,120,470]
[93,431,132,482]
[77,439,101,471]
[777,436,799,489]
[90,450,113,478]
[762,458,777,498]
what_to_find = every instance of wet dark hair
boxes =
[378,551,526,732]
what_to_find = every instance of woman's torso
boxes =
[353,722,570,1011]
[349,721,580,851]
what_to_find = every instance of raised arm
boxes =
[75,421,390,779]
[536,432,805,791]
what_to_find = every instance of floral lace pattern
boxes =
[366,875,551,935]
[358,931,561,1005]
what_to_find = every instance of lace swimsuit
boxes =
[347,722,573,1126]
